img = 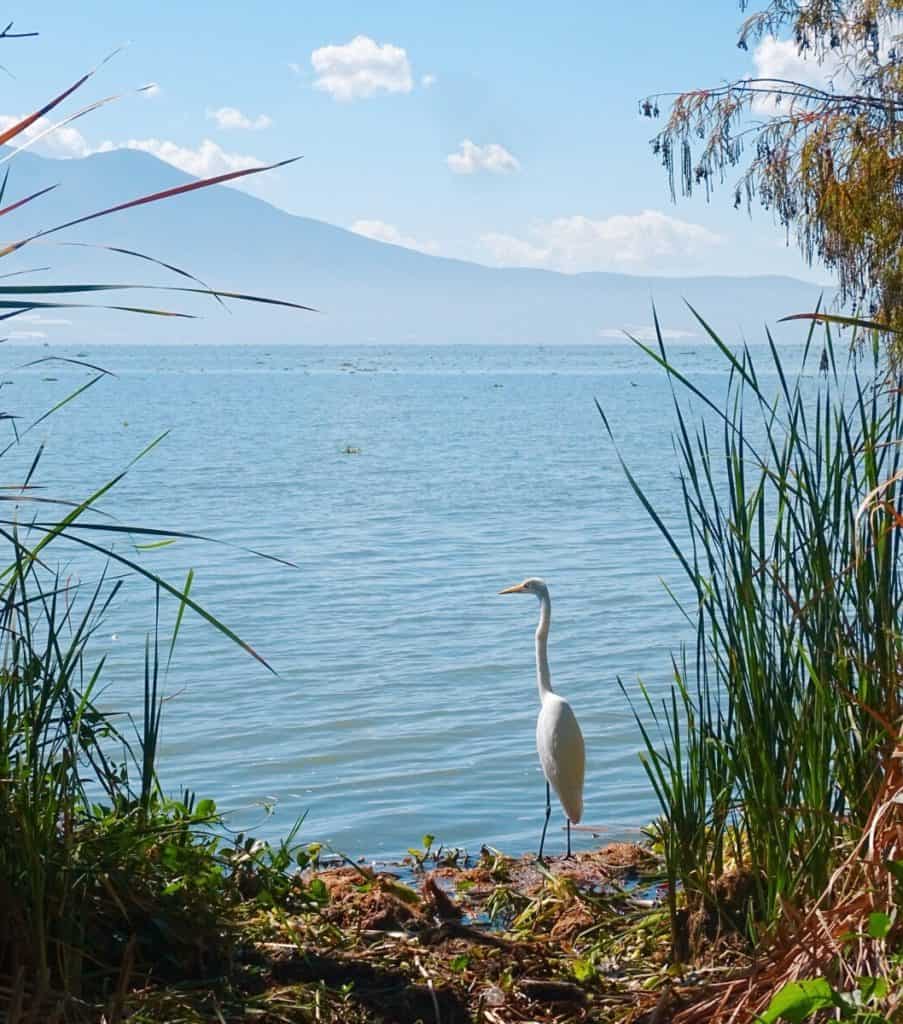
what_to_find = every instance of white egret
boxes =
[499,578,585,860]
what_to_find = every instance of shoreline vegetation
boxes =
[2,323,899,1024]
[2,17,901,1024]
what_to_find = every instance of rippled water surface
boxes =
[6,341,816,859]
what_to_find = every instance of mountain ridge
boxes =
[6,147,832,345]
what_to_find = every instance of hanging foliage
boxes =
[643,1,903,345]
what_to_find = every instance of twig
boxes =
[0,22,37,40]
[413,953,441,1024]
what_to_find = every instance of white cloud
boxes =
[0,114,92,159]
[598,325,698,340]
[750,35,851,112]
[0,113,264,186]
[480,232,546,265]
[311,35,413,101]
[447,139,520,175]
[350,219,439,255]
[95,137,264,179]
[207,106,272,131]
[753,36,836,86]
[480,210,722,273]
[0,113,273,206]
[421,73,437,88]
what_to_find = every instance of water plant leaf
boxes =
[33,520,296,568]
[759,978,836,1023]
[857,976,889,1002]
[571,959,595,983]
[60,241,225,307]
[167,567,194,671]
[0,62,102,146]
[0,155,303,259]
[193,798,217,820]
[0,91,130,166]
[867,911,891,939]
[0,282,317,314]
[778,312,903,334]
[0,182,58,217]
[0,299,195,317]
[50,530,276,673]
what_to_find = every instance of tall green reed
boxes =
[602,313,903,952]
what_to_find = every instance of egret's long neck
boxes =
[535,592,553,701]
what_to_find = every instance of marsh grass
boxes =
[0,33,319,1018]
[0,528,320,1019]
[601,311,903,959]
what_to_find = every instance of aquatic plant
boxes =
[603,311,902,1015]
[0,27,316,1018]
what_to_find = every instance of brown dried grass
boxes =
[672,739,903,1024]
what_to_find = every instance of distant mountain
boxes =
[5,148,832,345]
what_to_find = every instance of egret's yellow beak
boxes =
[498,583,526,595]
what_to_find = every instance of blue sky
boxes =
[1,1,831,282]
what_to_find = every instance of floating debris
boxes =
[342,446,362,455]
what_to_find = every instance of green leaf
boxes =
[449,954,470,973]
[134,538,177,551]
[571,959,596,983]
[759,979,836,1023]
[857,976,889,1003]
[307,877,329,905]
[867,912,892,939]
[422,833,435,849]
[194,798,216,819]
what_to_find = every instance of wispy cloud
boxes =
[0,113,266,188]
[95,137,264,179]
[447,140,520,175]
[750,36,848,113]
[350,219,439,255]
[481,210,722,273]
[311,35,413,101]
[421,73,437,88]
[206,106,272,131]
[0,114,92,158]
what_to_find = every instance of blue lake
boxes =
[4,340,817,861]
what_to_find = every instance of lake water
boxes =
[4,340,815,861]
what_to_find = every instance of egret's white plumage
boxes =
[537,695,584,824]
[499,577,585,858]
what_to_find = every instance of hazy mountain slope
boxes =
[4,148,831,345]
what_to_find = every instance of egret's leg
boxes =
[537,781,552,862]
[566,818,572,858]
